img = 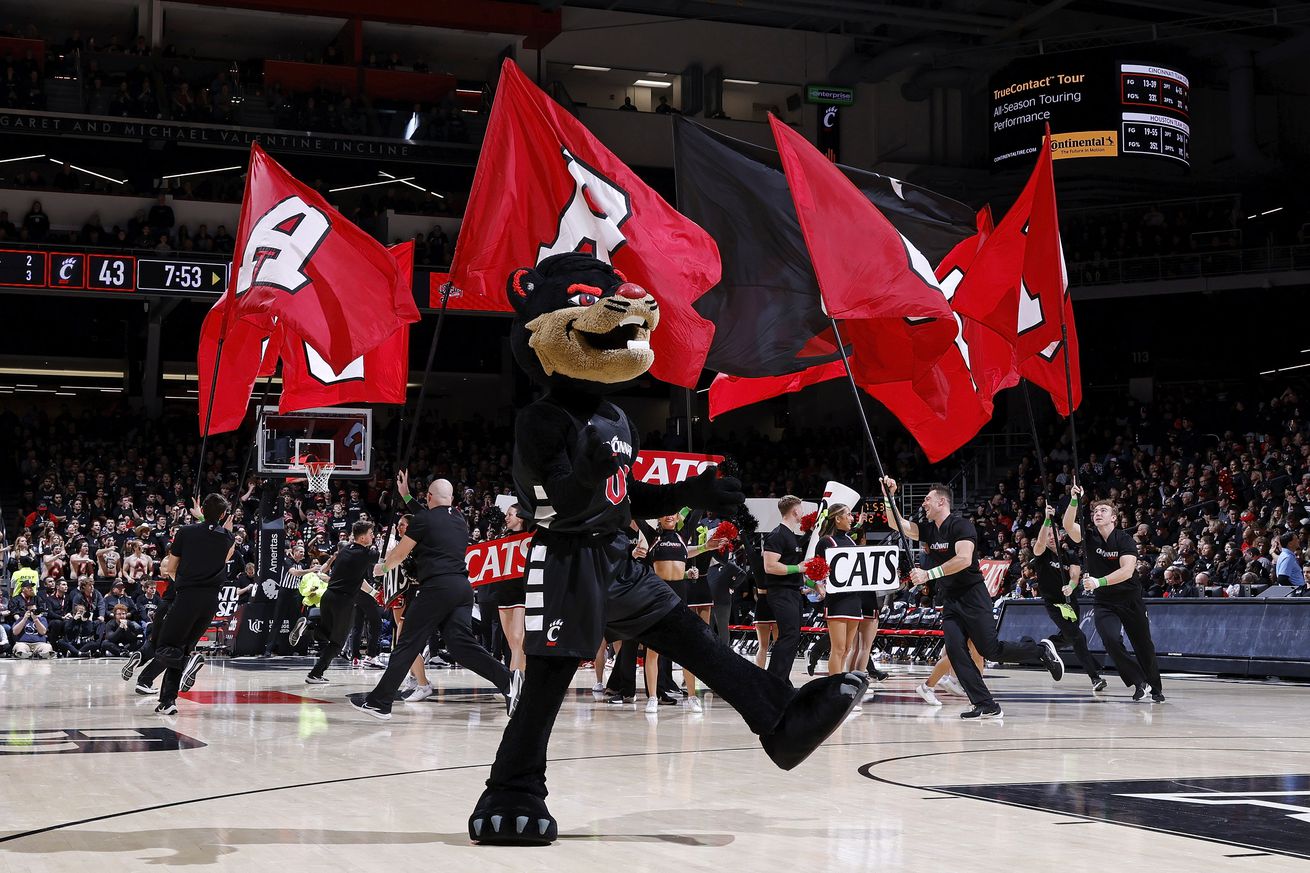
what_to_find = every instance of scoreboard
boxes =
[989,51,1190,167]
[0,251,228,296]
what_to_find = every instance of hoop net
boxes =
[304,459,336,494]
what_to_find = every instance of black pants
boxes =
[707,564,735,646]
[605,638,638,698]
[487,606,796,799]
[942,583,1043,708]
[765,586,804,684]
[1093,594,1162,692]
[365,574,511,710]
[156,588,219,706]
[350,590,382,658]
[264,588,303,655]
[310,590,357,678]
[656,578,688,695]
[1043,601,1103,679]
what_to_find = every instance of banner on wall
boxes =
[981,559,1010,597]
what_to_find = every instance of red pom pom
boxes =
[804,556,829,582]
[712,521,739,554]
[800,511,818,533]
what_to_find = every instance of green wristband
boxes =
[1095,576,1108,588]
[1043,518,1053,527]
[786,564,802,575]
[1070,497,1080,508]
[401,493,413,505]
[927,566,945,581]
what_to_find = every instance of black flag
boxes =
[673,117,976,378]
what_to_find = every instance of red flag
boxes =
[708,363,845,419]
[1019,290,1081,415]
[768,115,957,390]
[197,295,267,435]
[231,143,416,371]
[952,129,1065,364]
[450,59,720,388]
[934,207,1019,414]
[277,242,415,412]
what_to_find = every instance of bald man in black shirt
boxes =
[349,472,510,720]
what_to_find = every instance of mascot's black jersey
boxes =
[513,396,638,536]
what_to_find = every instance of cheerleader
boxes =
[643,514,728,713]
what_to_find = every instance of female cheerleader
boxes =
[643,514,727,713]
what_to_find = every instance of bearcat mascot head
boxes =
[505,252,659,392]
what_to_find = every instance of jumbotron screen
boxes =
[989,50,1189,167]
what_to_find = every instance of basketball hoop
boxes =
[303,458,337,494]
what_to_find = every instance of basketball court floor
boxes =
[3,655,1309,871]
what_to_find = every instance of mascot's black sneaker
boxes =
[180,653,206,692]
[469,790,557,846]
[121,650,142,681]
[760,671,868,771]
[1038,638,1065,681]
[1132,684,1147,701]
[1091,676,1108,692]
[348,692,392,721]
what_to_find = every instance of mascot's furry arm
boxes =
[629,467,745,519]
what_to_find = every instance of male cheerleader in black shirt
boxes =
[305,520,376,685]
[153,494,236,715]
[1065,485,1163,702]
[349,472,510,720]
[1032,501,1106,690]
[882,478,1064,719]
[761,495,807,684]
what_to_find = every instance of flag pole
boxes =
[827,317,916,554]
[195,334,226,500]
[236,372,277,491]
[400,281,452,470]
[1021,379,1048,487]
[1060,320,1081,483]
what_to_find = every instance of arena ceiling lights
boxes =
[160,165,243,180]
[48,158,126,186]
[633,79,672,88]
[0,154,45,164]
[378,170,445,199]
[572,65,611,72]
[724,78,760,85]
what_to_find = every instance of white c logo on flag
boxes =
[236,195,331,298]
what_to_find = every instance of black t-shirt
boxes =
[513,398,637,536]
[169,523,235,591]
[918,514,985,598]
[405,505,470,582]
[763,524,804,588]
[647,528,689,564]
[1030,543,1070,604]
[1083,525,1140,602]
[327,540,376,596]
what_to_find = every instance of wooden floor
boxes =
[3,653,1310,871]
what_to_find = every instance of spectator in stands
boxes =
[52,163,78,191]
[213,224,234,253]
[11,582,53,659]
[136,78,159,118]
[110,81,133,116]
[654,95,677,115]
[56,601,98,657]
[0,210,16,239]
[147,193,174,238]
[1276,531,1305,587]
[97,602,141,655]
[618,96,637,111]
[23,69,43,110]
[72,575,105,621]
[22,200,48,242]
[129,35,150,56]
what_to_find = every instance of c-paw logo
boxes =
[546,619,564,646]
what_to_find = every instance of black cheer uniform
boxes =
[1031,541,1103,680]
[1084,524,1160,693]
[156,522,234,706]
[309,540,375,679]
[818,532,879,621]
[920,514,1045,709]
[493,532,529,611]
[762,523,805,683]
[363,505,510,712]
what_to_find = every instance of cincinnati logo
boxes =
[546,619,563,646]
[1095,548,1120,559]
[57,256,79,283]
[608,436,633,457]
[928,542,949,550]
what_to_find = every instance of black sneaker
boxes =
[289,617,308,647]
[1038,638,1065,681]
[870,667,890,682]
[1132,684,1146,701]
[180,652,206,692]
[305,674,329,685]
[604,693,633,705]
[121,650,142,681]
[348,692,392,721]
[960,704,1003,720]
[658,692,678,706]
[1150,690,1166,704]
[1091,677,1108,692]
[506,669,524,717]
[155,702,178,716]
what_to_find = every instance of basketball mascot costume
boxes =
[468,252,868,845]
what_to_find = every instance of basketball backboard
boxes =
[255,406,372,479]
